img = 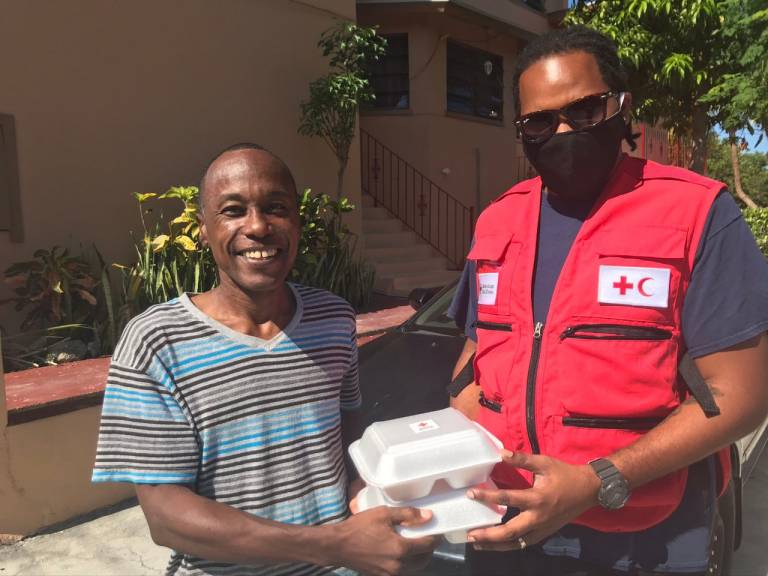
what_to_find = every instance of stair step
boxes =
[374,257,448,276]
[362,206,391,221]
[365,230,419,249]
[362,218,404,234]
[365,244,435,262]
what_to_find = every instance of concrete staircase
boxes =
[362,194,461,297]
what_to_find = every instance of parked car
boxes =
[357,282,768,576]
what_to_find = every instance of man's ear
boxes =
[198,213,208,247]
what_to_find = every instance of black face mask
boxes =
[522,113,627,202]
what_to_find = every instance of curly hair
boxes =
[512,25,638,150]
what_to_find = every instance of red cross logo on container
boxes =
[598,265,671,309]
[409,419,439,434]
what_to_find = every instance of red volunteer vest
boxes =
[468,156,729,532]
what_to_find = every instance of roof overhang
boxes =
[357,0,559,39]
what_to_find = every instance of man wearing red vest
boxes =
[447,26,768,575]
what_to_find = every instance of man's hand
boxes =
[333,506,439,576]
[466,450,599,551]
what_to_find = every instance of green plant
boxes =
[706,134,768,207]
[0,324,90,372]
[567,0,768,174]
[116,186,218,319]
[299,22,386,198]
[744,207,768,256]
[291,189,375,309]
[1,246,99,331]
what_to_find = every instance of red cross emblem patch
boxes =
[598,265,671,309]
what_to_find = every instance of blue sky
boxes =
[714,125,768,153]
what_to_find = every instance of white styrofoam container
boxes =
[355,479,506,543]
[348,408,503,502]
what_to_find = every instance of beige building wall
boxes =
[359,6,531,214]
[0,406,135,536]
[0,0,360,326]
[2,324,130,536]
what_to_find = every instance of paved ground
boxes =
[1,452,766,576]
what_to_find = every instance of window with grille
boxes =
[367,33,410,110]
[447,41,503,121]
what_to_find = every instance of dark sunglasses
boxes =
[514,91,626,144]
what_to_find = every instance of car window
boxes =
[409,284,460,333]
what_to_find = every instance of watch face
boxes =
[600,477,630,510]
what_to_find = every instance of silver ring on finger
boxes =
[517,536,527,550]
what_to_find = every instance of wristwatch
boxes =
[589,458,630,510]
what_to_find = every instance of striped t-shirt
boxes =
[92,284,361,576]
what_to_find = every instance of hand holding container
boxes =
[348,408,504,501]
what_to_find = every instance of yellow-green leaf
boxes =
[171,214,192,225]
[151,234,170,252]
[133,192,157,203]
[174,235,198,251]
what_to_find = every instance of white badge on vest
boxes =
[598,265,671,309]
[478,272,500,305]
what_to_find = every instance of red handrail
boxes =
[361,130,475,268]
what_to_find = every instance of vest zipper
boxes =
[475,320,514,332]
[526,321,544,454]
[560,324,672,341]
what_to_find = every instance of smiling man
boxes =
[92,144,436,576]
[447,27,768,576]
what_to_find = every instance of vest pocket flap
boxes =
[468,234,514,262]
[597,227,687,259]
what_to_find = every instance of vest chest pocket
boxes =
[594,226,688,324]
[467,233,520,317]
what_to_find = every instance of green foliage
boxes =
[1,246,99,331]
[116,186,218,320]
[700,0,768,138]
[567,0,768,172]
[299,22,386,198]
[0,246,120,370]
[743,207,768,256]
[291,189,375,309]
[0,324,89,372]
[567,0,725,135]
[705,134,768,206]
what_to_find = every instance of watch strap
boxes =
[590,457,619,479]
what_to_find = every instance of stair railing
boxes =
[361,130,475,269]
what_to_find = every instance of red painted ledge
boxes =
[4,305,415,426]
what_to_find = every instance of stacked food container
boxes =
[349,407,507,543]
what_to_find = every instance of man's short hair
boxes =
[512,26,638,150]
[198,143,298,212]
